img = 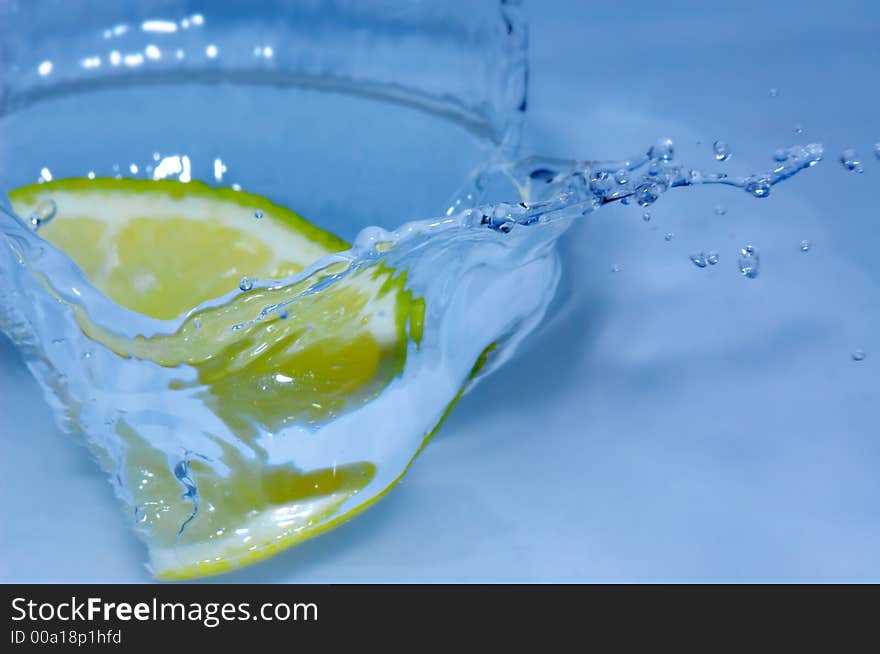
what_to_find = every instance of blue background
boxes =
[1,0,878,581]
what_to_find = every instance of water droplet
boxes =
[737,245,760,279]
[800,240,811,252]
[194,318,202,329]
[29,198,57,229]
[649,137,675,162]
[254,209,264,220]
[840,148,863,173]
[239,276,253,291]
[769,87,779,98]
[615,169,629,185]
[773,148,790,162]
[642,211,651,222]
[611,264,621,273]
[278,308,289,320]
[713,140,731,162]
[793,123,804,134]
[634,182,661,207]
[745,177,771,198]
[874,143,880,159]
[589,171,613,198]
[851,350,866,362]
[714,204,727,216]
[664,232,674,241]
[690,252,708,268]
[707,251,719,266]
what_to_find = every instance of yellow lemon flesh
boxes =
[10,178,432,580]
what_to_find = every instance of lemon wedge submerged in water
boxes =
[10,178,430,579]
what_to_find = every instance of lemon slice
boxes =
[9,178,439,580]
[10,178,348,320]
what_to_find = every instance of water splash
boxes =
[0,136,824,578]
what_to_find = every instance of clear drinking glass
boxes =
[0,0,527,236]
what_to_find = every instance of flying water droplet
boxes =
[193,318,202,329]
[239,276,253,291]
[649,137,675,162]
[874,143,880,159]
[664,232,674,242]
[840,148,863,173]
[737,245,760,279]
[800,240,811,252]
[713,140,731,162]
[642,212,651,222]
[707,251,719,266]
[851,350,866,362]
[714,204,727,216]
[690,252,708,268]
[611,264,621,273]
[793,123,804,134]
[254,209,264,220]
[769,87,779,98]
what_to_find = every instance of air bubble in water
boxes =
[649,137,675,162]
[713,140,731,161]
[851,350,866,362]
[254,209,264,220]
[737,245,760,279]
[642,212,651,222]
[800,240,811,252]
[714,204,727,216]
[29,199,57,229]
[239,276,254,291]
[690,252,708,268]
[615,169,629,185]
[707,251,719,266]
[840,148,863,173]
